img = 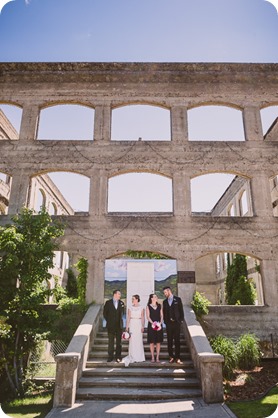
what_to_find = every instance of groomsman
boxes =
[103,289,125,362]
[162,286,184,364]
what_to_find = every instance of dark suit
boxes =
[163,295,184,359]
[103,298,125,360]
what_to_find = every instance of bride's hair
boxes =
[132,294,140,302]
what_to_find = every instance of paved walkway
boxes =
[45,398,237,418]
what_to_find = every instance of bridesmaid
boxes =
[146,294,163,363]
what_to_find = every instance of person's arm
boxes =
[160,305,164,324]
[178,298,184,322]
[141,308,145,332]
[103,301,108,321]
[126,308,131,330]
[162,300,167,324]
[146,306,152,324]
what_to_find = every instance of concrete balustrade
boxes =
[53,304,102,407]
[182,305,224,403]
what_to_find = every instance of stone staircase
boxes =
[76,328,202,401]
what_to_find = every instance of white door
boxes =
[127,262,154,325]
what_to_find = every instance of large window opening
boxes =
[37,104,94,140]
[0,171,11,214]
[196,252,263,306]
[28,172,90,214]
[261,105,278,138]
[271,174,278,216]
[105,254,177,309]
[188,105,245,141]
[108,172,173,213]
[191,173,252,216]
[0,104,22,140]
[111,104,171,141]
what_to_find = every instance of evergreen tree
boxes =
[225,254,256,305]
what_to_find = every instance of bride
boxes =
[122,294,145,367]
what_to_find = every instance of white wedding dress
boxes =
[122,306,145,367]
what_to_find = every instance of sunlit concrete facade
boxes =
[0,62,278,340]
[0,107,73,293]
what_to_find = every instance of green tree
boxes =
[225,254,256,305]
[0,208,64,397]
[75,257,88,305]
[125,250,168,259]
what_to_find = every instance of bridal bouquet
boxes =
[152,321,161,331]
[122,331,131,340]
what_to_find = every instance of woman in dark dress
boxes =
[146,294,163,363]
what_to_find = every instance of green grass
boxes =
[227,386,278,418]
[1,394,53,418]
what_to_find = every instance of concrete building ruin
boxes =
[0,62,278,344]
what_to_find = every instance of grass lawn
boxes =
[227,386,278,418]
[1,394,53,418]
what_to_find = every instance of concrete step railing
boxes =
[53,304,102,408]
[182,305,224,403]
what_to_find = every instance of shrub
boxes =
[236,333,261,370]
[210,335,238,379]
[191,291,211,319]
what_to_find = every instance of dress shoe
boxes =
[116,358,121,363]
[169,357,174,363]
[176,359,183,364]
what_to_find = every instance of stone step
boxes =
[88,351,192,360]
[86,359,195,369]
[79,375,200,388]
[96,332,187,341]
[91,344,189,353]
[82,366,197,378]
[76,386,202,401]
[78,326,203,402]
[93,338,188,347]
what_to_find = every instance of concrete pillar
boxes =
[19,103,40,141]
[93,104,111,141]
[8,172,30,214]
[199,353,224,403]
[86,258,105,304]
[243,106,264,141]
[173,172,191,217]
[177,258,196,305]
[260,259,278,307]
[53,353,80,407]
[250,173,273,218]
[171,106,188,142]
[89,170,108,216]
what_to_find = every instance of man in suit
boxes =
[103,289,125,362]
[162,286,184,364]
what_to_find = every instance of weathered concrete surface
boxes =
[0,62,277,339]
[183,306,224,403]
[46,399,238,418]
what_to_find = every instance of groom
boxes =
[103,289,125,362]
[163,286,184,364]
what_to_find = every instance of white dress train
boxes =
[123,306,145,367]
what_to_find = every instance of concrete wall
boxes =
[0,62,278,338]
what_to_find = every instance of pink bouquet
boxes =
[152,321,161,331]
[122,331,131,340]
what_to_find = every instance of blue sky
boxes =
[0,0,277,63]
[0,0,277,212]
